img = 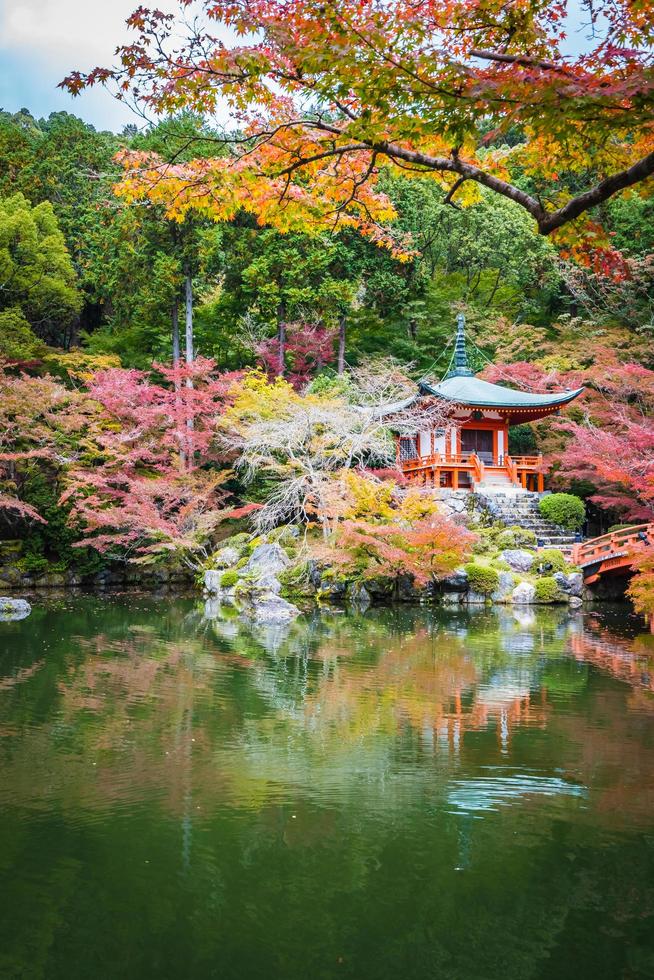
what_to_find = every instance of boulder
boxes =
[441,592,462,606]
[348,582,371,609]
[511,581,536,605]
[212,546,241,569]
[501,549,535,573]
[244,542,290,578]
[397,574,420,602]
[553,571,584,598]
[203,569,223,595]
[365,577,395,601]
[568,596,583,608]
[442,568,469,593]
[463,591,488,604]
[491,571,516,604]
[306,560,323,590]
[254,571,282,595]
[243,593,300,624]
[0,597,31,620]
[0,567,22,586]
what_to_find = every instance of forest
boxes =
[0,0,653,614]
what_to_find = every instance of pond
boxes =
[1,597,653,980]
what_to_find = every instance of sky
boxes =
[0,0,599,133]
[0,0,178,131]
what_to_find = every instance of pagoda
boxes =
[397,315,583,493]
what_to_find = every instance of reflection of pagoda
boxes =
[396,315,583,492]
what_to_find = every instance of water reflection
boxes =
[0,599,653,979]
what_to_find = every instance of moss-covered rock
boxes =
[535,549,568,574]
[534,576,564,603]
[464,563,500,596]
[496,526,538,549]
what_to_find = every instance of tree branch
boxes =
[537,152,654,234]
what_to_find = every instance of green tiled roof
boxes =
[419,375,584,409]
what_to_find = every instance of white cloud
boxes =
[0,0,180,128]
[1,0,177,58]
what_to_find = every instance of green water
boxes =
[1,597,654,980]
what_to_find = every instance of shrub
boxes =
[539,493,585,530]
[20,467,105,576]
[472,527,499,555]
[464,562,499,596]
[497,526,537,549]
[534,576,564,603]
[535,549,568,574]
[278,561,314,595]
[220,569,240,588]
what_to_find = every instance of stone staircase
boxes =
[475,490,579,553]
[477,471,514,489]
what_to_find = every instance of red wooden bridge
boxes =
[571,524,654,585]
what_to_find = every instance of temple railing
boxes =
[400,451,545,490]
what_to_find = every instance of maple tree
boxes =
[255,320,336,387]
[628,544,654,620]
[321,480,476,586]
[0,365,96,526]
[62,0,654,252]
[63,359,253,566]
[484,348,654,520]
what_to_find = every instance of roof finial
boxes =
[447,312,474,378]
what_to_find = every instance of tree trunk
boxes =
[184,264,194,370]
[172,295,180,366]
[183,264,194,466]
[171,294,186,467]
[277,300,286,377]
[337,314,346,374]
[408,316,417,341]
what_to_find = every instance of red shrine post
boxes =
[396,315,583,493]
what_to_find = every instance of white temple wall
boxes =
[419,431,431,457]
[418,430,447,458]
[497,429,505,459]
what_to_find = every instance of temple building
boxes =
[396,315,583,493]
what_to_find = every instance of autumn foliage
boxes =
[62,0,654,254]
[317,472,476,586]
[483,348,654,521]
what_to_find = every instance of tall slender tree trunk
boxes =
[172,294,186,468]
[337,314,346,374]
[184,263,194,370]
[277,300,286,377]
[172,295,180,366]
[183,263,194,468]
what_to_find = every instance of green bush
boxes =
[497,526,537,549]
[539,493,585,530]
[278,561,314,595]
[534,576,563,603]
[464,562,499,596]
[535,549,568,574]
[19,467,105,576]
[220,570,240,589]
[16,554,51,575]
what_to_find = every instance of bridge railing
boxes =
[571,524,653,568]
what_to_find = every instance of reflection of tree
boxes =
[1,599,654,979]
[2,599,650,821]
